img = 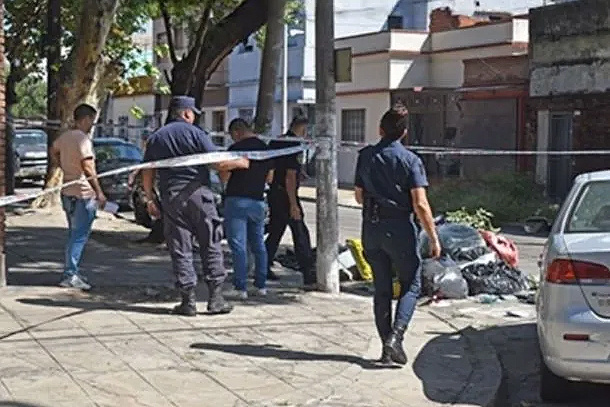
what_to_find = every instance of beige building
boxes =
[335,10,530,184]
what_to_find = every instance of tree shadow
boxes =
[189,342,398,371]
[413,322,610,406]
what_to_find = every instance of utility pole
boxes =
[282,23,289,133]
[315,0,339,293]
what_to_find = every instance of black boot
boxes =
[384,323,408,365]
[377,343,393,365]
[207,281,233,315]
[173,287,197,317]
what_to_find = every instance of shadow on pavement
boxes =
[189,342,399,371]
[0,402,51,407]
[413,322,610,407]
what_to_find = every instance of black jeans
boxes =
[362,216,422,341]
[162,185,226,290]
[264,189,313,281]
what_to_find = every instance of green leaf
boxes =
[130,105,145,120]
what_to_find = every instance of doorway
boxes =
[547,112,573,201]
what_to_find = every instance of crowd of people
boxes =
[51,95,441,367]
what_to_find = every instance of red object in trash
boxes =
[480,230,519,268]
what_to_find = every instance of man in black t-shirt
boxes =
[222,119,274,299]
[265,115,315,287]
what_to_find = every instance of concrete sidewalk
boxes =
[0,209,501,407]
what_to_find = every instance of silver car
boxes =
[537,170,610,402]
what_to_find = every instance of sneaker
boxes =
[59,275,91,291]
[237,290,248,300]
[256,288,267,297]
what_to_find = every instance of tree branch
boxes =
[183,3,214,93]
[190,0,270,103]
[159,0,178,65]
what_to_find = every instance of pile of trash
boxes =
[419,220,530,299]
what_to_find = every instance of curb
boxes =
[426,310,503,407]
[299,195,362,210]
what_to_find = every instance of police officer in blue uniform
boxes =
[354,109,441,365]
[141,96,250,316]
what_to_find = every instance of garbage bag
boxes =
[422,257,469,299]
[420,223,489,262]
[461,261,530,296]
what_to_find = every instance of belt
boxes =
[364,200,410,222]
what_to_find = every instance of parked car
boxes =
[13,129,48,184]
[536,169,610,402]
[93,137,143,208]
[131,168,225,231]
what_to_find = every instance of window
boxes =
[567,181,610,233]
[238,38,254,54]
[173,26,185,50]
[238,108,254,124]
[341,109,365,143]
[118,115,129,139]
[334,48,352,83]
[156,32,169,63]
[387,15,403,30]
[198,111,206,129]
[212,111,226,132]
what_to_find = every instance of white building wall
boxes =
[336,92,390,184]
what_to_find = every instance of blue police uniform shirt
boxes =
[143,118,217,199]
[355,137,428,213]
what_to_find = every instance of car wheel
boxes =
[540,355,572,402]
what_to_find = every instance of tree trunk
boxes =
[34,0,120,208]
[169,0,270,106]
[38,0,63,207]
[253,0,286,135]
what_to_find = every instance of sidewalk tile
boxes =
[2,372,90,404]
[140,368,242,407]
[75,371,173,407]
[98,336,184,371]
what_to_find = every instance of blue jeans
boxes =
[61,195,97,278]
[224,197,267,291]
[362,216,422,341]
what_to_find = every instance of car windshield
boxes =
[566,180,610,233]
[94,143,142,161]
[15,131,47,146]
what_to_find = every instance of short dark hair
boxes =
[73,103,97,121]
[228,118,251,133]
[290,111,309,128]
[380,109,408,140]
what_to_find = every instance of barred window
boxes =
[212,111,225,132]
[341,109,365,143]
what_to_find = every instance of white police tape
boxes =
[0,145,306,208]
[261,135,610,156]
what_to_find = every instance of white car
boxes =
[537,170,610,402]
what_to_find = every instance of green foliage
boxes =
[11,75,47,118]
[254,0,305,49]
[428,172,553,225]
[445,207,500,232]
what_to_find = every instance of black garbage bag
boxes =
[420,223,490,262]
[461,261,530,296]
[422,257,469,299]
